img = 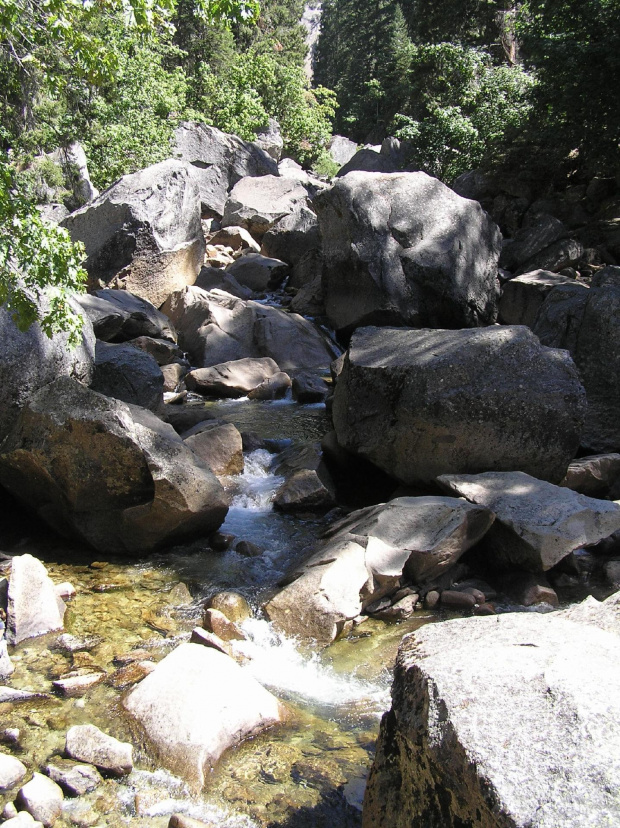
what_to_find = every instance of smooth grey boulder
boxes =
[172,122,278,217]
[0,293,94,445]
[0,378,228,555]
[225,252,289,292]
[333,326,586,486]
[183,421,243,477]
[260,205,321,271]
[186,357,280,398]
[161,363,187,393]
[91,341,164,412]
[65,725,132,777]
[264,496,494,645]
[560,454,620,497]
[272,442,336,513]
[315,172,502,333]
[125,336,184,366]
[499,214,567,272]
[16,773,63,827]
[62,160,205,308]
[533,268,620,452]
[247,371,291,400]
[328,135,358,167]
[363,596,620,828]
[88,289,177,342]
[122,642,285,790]
[437,471,620,571]
[498,270,580,327]
[336,149,397,177]
[194,266,253,300]
[291,372,329,404]
[6,555,65,645]
[162,287,338,372]
[0,753,27,791]
[222,175,309,239]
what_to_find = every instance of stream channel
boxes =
[0,391,445,828]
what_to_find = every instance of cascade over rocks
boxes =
[77,289,177,343]
[123,642,285,790]
[333,326,586,486]
[172,122,278,217]
[363,592,620,828]
[0,292,94,444]
[62,160,205,308]
[314,171,502,333]
[0,378,228,554]
[162,286,338,373]
[264,496,494,645]
[437,471,620,571]
[533,267,620,452]
[222,175,310,239]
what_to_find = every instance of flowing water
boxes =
[0,395,439,828]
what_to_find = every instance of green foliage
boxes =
[0,148,86,344]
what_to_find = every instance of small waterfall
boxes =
[301,1,322,82]
[229,449,284,511]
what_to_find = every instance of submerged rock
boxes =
[62,160,205,308]
[333,326,586,486]
[123,642,285,790]
[315,171,501,333]
[363,593,620,828]
[0,378,228,554]
[437,471,620,571]
[6,555,65,645]
[264,497,494,645]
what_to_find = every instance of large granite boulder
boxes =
[186,358,280,398]
[222,175,310,239]
[499,213,567,272]
[437,471,620,571]
[264,496,494,645]
[333,326,586,486]
[260,205,321,270]
[172,122,278,217]
[328,135,358,167]
[123,642,285,790]
[162,287,338,373]
[77,289,177,343]
[224,252,289,292]
[182,421,243,477]
[363,593,620,828]
[91,342,164,412]
[272,442,336,513]
[335,149,397,177]
[0,378,228,554]
[533,267,620,452]
[314,172,502,333]
[0,293,94,444]
[62,160,205,308]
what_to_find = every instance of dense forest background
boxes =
[0,0,619,335]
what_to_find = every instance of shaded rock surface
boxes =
[264,496,494,645]
[222,175,309,239]
[437,471,620,571]
[336,149,397,177]
[225,252,289,292]
[315,171,501,333]
[78,289,177,343]
[363,593,620,828]
[272,442,336,513]
[333,326,586,486]
[123,643,284,790]
[91,341,164,412]
[498,270,580,327]
[0,378,228,554]
[62,160,205,308]
[560,453,620,497]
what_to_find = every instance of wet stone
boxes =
[51,634,102,654]
[206,592,252,624]
[209,533,235,552]
[203,608,246,642]
[44,759,102,797]
[235,540,263,558]
[474,603,497,616]
[108,660,156,689]
[190,627,233,656]
[52,671,106,697]
[0,752,27,790]
[440,591,477,609]
[15,772,64,826]
[65,725,133,777]
[424,591,440,610]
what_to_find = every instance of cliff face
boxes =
[301,1,322,81]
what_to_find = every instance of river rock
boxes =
[203,608,245,642]
[315,171,501,333]
[15,773,63,826]
[123,643,284,789]
[264,496,494,645]
[0,753,27,790]
[333,326,586,486]
[247,372,291,400]
[84,289,177,342]
[3,813,43,826]
[125,336,184,366]
[0,640,13,679]
[362,596,620,828]
[173,122,278,217]
[162,287,337,372]
[272,442,336,513]
[52,671,106,697]
[183,421,243,476]
[0,378,228,554]
[437,471,620,571]
[498,269,579,327]
[91,341,164,412]
[62,160,205,308]
[291,373,329,404]
[186,358,280,398]
[533,268,620,452]
[0,292,94,444]
[168,815,214,828]
[225,252,289,292]
[6,555,65,645]
[44,759,102,797]
[209,226,260,253]
[207,591,251,624]
[560,453,620,497]
[65,725,133,776]
[222,175,309,238]
[336,149,397,177]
